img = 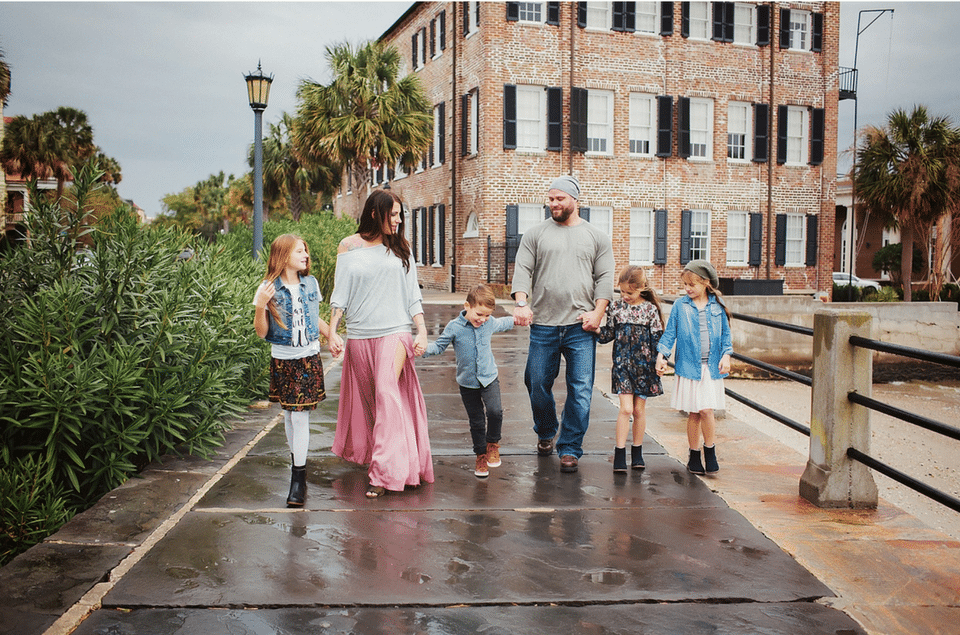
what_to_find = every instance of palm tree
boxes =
[853,106,960,301]
[0,46,10,105]
[250,112,339,222]
[293,40,433,191]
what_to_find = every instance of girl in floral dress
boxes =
[598,265,664,472]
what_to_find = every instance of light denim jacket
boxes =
[656,294,733,381]
[423,311,515,389]
[264,274,322,346]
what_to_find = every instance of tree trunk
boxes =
[901,224,914,302]
[289,186,303,222]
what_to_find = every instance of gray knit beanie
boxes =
[548,175,580,200]
[683,259,719,289]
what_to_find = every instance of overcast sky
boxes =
[2,2,959,218]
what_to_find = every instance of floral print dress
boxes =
[598,299,664,397]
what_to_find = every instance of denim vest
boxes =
[264,274,322,346]
[656,294,733,381]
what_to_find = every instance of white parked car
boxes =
[832,272,881,291]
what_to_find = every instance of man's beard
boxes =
[551,206,573,223]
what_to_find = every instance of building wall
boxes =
[340,1,839,297]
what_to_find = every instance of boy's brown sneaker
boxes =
[474,453,489,478]
[486,442,501,467]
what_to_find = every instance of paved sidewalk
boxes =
[1,292,956,634]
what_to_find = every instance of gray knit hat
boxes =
[548,175,580,200]
[683,259,719,289]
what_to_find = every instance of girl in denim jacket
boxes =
[254,234,342,507]
[655,260,732,475]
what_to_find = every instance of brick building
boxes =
[334,1,839,296]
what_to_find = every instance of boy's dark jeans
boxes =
[459,378,503,455]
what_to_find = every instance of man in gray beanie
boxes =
[511,175,615,473]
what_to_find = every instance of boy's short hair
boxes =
[465,284,497,309]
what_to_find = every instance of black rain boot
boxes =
[631,444,645,469]
[687,449,705,475]
[613,447,628,473]
[287,464,307,508]
[703,444,719,474]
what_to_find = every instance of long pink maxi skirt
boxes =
[332,332,434,492]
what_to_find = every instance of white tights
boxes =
[283,409,310,467]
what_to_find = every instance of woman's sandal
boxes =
[365,485,387,499]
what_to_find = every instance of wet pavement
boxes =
[3,293,956,634]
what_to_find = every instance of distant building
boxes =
[333,1,839,296]
[2,117,63,244]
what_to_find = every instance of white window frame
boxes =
[629,93,656,157]
[788,9,811,51]
[586,89,614,156]
[518,203,544,235]
[468,89,479,156]
[463,211,479,238]
[726,210,750,266]
[588,206,613,238]
[517,2,544,24]
[418,208,429,265]
[786,106,808,165]
[432,104,443,167]
[466,0,479,35]
[784,212,805,266]
[418,27,428,69]
[688,98,713,161]
[516,85,546,152]
[689,209,711,261]
[630,207,655,264]
[727,101,751,162]
[432,205,443,265]
[635,1,659,34]
[733,3,756,44]
[687,1,710,40]
[585,1,613,30]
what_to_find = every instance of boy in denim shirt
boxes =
[424,284,517,477]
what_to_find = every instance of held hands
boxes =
[413,330,428,357]
[513,305,533,327]
[578,308,603,332]
[328,332,344,358]
[655,353,668,377]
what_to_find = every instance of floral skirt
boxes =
[269,354,326,411]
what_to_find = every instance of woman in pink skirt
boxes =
[328,189,433,498]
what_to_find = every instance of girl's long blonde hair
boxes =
[618,265,663,325]
[263,234,310,330]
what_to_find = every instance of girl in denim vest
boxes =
[253,234,341,507]
[655,260,733,476]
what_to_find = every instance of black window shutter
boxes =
[749,212,763,266]
[723,2,735,42]
[506,2,519,21]
[412,208,419,261]
[753,103,769,163]
[503,84,517,149]
[757,4,770,46]
[463,1,470,35]
[571,87,588,153]
[547,1,560,25]
[430,19,436,58]
[461,93,469,156]
[680,209,692,265]
[544,204,551,220]
[779,8,791,49]
[661,2,674,36]
[506,204,519,263]
[677,96,690,159]
[812,12,823,52]
[656,95,673,157]
[476,1,481,28]
[412,32,418,68]
[440,11,447,50]
[654,208,668,264]
[681,1,690,38]
[578,2,587,28]
[613,2,626,32]
[810,107,825,165]
[805,214,818,266]
[774,213,786,266]
[776,105,788,164]
[547,87,563,151]
[438,101,446,164]
[712,2,724,41]
[428,205,436,264]
[429,139,435,167]
[625,2,636,32]
[439,205,446,265]
[580,206,590,222]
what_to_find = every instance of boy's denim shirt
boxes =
[422,310,515,389]
[656,294,733,381]
[264,274,322,346]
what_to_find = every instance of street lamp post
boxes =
[245,61,273,259]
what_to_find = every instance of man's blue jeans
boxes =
[524,323,597,459]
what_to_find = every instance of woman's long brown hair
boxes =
[358,189,412,272]
[262,234,310,330]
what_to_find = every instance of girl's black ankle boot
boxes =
[687,449,705,475]
[703,444,719,474]
[287,464,307,508]
[631,444,645,469]
[613,447,627,472]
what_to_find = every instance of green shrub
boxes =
[832,283,863,302]
[0,456,74,564]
